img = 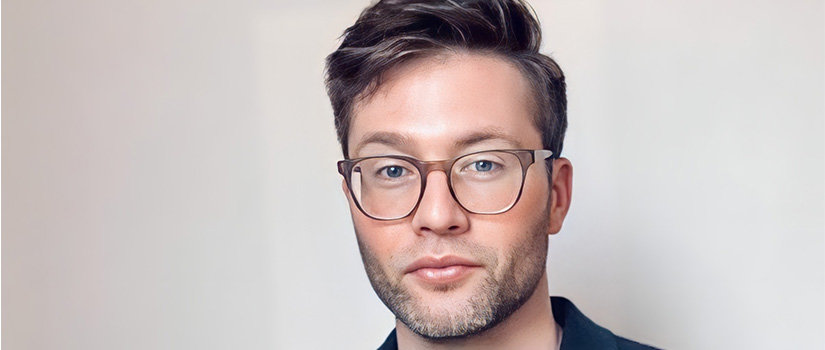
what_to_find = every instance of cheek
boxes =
[474,169,548,229]
[516,164,551,215]
[352,216,408,265]
[467,169,550,262]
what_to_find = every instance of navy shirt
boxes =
[377,296,659,350]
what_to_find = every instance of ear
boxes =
[548,157,573,235]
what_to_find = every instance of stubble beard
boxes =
[355,211,550,340]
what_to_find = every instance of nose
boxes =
[411,171,470,236]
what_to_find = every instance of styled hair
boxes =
[325,0,567,159]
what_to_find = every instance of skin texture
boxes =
[344,53,573,350]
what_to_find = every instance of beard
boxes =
[355,211,550,340]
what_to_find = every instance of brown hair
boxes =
[325,0,567,159]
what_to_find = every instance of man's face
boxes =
[345,53,553,339]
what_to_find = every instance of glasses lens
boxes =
[350,157,421,220]
[451,151,524,213]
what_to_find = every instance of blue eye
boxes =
[474,161,494,172]
[382,166,405,178]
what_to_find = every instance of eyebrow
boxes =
[353,131,413,156]
[452,127,521,149]
[352,127,522,157]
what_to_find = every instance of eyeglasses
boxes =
[337,149,554,221]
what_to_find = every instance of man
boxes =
[325,1,657,349]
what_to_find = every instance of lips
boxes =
[404,256,482,284]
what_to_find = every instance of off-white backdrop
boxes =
[3,0,823,349]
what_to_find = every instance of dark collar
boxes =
[551,296,619,349]
[377,296,657,350]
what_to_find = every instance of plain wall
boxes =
[3,0,823,349]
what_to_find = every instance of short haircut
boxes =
[325,0,567,160]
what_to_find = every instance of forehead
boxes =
[348,53,541,159]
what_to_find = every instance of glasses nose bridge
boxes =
[414,158,462,214]
[417,158,457,184]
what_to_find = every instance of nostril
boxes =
[448,225,460,230]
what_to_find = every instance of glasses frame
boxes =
[337,149,555,221]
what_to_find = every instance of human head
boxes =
[324,0,572,341]
[325,0,567,160]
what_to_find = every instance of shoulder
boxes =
[616,336,660,350]
[377,329,397,350]
[552,296,660,350]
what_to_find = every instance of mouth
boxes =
[404,255,482,285]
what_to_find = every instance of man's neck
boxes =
[395,274,559,350]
